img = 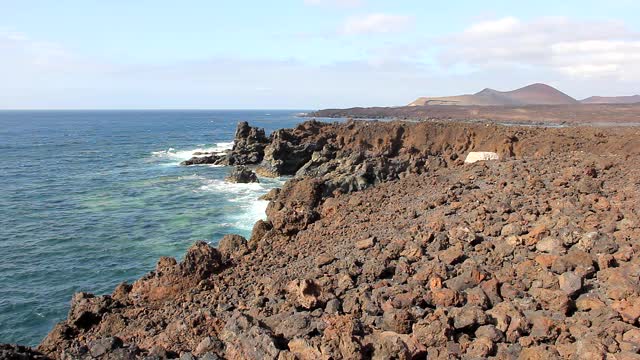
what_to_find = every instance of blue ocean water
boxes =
[0,110,321,346]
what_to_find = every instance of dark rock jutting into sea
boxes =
[10,119,640,359]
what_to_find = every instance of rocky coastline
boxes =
[309,103,640,126]
[8,119,640,359]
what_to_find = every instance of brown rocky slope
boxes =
[28,120,640,359]
[311,103,640,125]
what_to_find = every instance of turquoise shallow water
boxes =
[0,110,321,346]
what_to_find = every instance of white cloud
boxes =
[440,16,640,80]
[465,16,520,36]
[0,31,112,77]
[341,13,414,35]
[0,30,434,108]
[304,0,364,7]
[2,15,640,109]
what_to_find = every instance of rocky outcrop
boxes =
[34,120,640,359]
[181,122,269,166]
[265,178,323,234]
[225,121,269,165]
[258,121,331,176]
[180,153,225,166]
[224,166,259,183]
[127,241,223,303]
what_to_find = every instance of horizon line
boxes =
[0,108,316,112]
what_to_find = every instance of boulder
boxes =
[320,315,364,359]
[265,178,323,234]
[218,234,249,259]
[287,279,322,310]
[558,271,583,297]
[356,237,376,250]
[220,312,281,360]
[382,309,413,334]
[225,166,259,183]
[67,293,117,330]
[288,338,322,360]
[88,337,124,357]
[181,153,225,166]
[129,241,223,302]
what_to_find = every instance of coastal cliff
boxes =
[24,120,640,358]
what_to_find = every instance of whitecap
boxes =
[197,179,265,193]
[215,142,234,150]
[195,177,285,231]
[150,142,234,163]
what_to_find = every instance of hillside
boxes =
[582,95,640,104]
[409,83,579,107]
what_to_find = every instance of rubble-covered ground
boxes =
[18,120,640,359]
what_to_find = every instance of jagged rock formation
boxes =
[181,121,270,166]
[225,121,270,165]
[180,154,225,166]
[225,166,259,184]
[27,120,640,359]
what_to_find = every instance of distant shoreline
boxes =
[309,103,640,126]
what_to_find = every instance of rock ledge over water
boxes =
[29,120,640,359]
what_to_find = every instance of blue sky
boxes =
[1,0,638,109]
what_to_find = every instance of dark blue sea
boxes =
[0,110,328,346]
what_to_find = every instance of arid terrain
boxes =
[408,84,579,107]
[2,119,636,359]
[407,83,639,107]
[582,96,640,105]
[311,103,640,126]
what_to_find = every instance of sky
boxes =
[0,0,639,109]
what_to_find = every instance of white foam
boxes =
[197,179,265,193]
[151,142,234,162]
[196,176,285,231]
[216,142,234,150]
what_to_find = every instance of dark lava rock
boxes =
[225,166,260,184]
[226,122,269,165]
[225,166,259,183]
[181,153,225,166]
[220,312,281,360]
[0,344,50,360]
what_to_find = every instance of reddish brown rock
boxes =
[129,241,223,303]
[32,120,640,359]
[613,299,640,325]
[287,279,322,310]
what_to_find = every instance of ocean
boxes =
[0,110,327,346]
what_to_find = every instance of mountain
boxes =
[409,83,579,106]
[581,95,640,104]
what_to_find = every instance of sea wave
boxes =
[197,178,266,194]
[197,177,284,230]
[151,142,234,162]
